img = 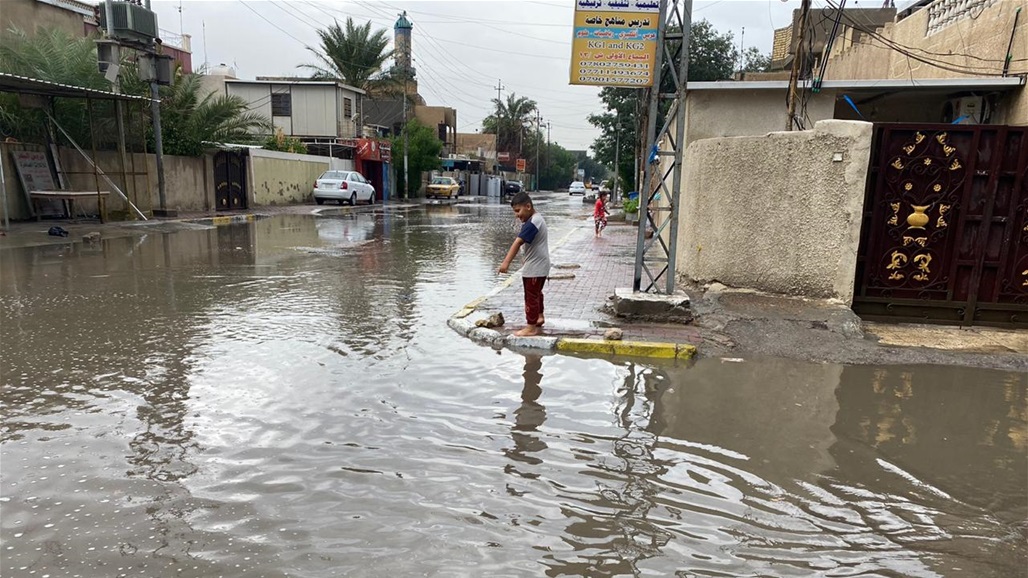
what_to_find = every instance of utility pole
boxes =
[494,79,503,173]
[786,0,812,131]
[402,75,409,200]
[534,109,541,191]
[612,109,620,201]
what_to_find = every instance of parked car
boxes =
[313,170,376,205]
[568,181,587,195]
[505,180,524,196]
[427,176,461,199]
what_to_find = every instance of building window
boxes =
[271,92,291,116]
[343,97,353,118]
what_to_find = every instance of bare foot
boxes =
[536,314,545,326]
[513,325,542,337]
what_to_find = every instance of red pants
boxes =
[522,276,546,326]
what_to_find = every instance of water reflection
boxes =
[544,364,672,577]
[506,354,547,473]
[2,209,1025,578]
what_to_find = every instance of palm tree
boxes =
[158,72,271,156]
[0,27,112,145]
[482,93,537,156]
[300,18,392,92]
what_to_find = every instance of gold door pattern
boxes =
[854,125,1028,328]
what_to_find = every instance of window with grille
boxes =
[343,97,353,118]
[271,92,291,116]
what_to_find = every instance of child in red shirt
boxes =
[594,192,609,237]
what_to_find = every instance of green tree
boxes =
[301,18,392,92]
[739,46,771,73]
[482,93,537,157]
[158,72,271,156]
[390,118,442,198]
[588,20,737,192]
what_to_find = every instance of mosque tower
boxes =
[394,11,413,76]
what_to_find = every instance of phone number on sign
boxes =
[576,75,651,85]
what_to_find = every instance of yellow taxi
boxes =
[427,176,460,199]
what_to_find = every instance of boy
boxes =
[498,192,550,337]
[594,191,609,237]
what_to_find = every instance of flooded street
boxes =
[2,197,1026,577]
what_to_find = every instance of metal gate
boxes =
[213,150,247,211]
[853,124,1028,328]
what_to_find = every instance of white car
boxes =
[313,170,376,206]
[568,181,587,195]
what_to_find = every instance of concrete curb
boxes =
[447,226,697,361]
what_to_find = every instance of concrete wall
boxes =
[684,88,837,147]
[0,0,90,41]
[677,120,873,303]
[824,0,1026,124]
[1,143,211,221]
[248,148,352,205]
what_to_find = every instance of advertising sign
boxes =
[516,158,526,172]
[569,0,660,87]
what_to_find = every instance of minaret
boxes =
[394,11,413,76]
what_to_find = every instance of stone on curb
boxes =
[475,312,505,328]
[83,232,101,243]
[604,328,623,341]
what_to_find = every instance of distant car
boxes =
[568,181,587,195]
[427,176,460,199]
[313,170,376,205]
[505,180,524,195]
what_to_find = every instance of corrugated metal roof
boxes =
[0,72,151,101]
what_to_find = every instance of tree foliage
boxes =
[481,92,537,156]
[0,27,113,146]
[301,18,392,92]
[390,119,442,197]
[0,27,270,156]
[739,46,772,73]
[158,72,271,156]
[588,19,738,192]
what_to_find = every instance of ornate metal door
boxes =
[213,150,248,211]
[853,124,1028,328]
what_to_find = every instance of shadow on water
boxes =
[1,210,1025,577]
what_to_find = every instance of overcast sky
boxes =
[150,0,875,152]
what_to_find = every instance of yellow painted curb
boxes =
[453,307,475,319]
[211,216,232,225]
[556,338,696,360]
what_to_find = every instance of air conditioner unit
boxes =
[942,96,984,124]
[99,1,159,45]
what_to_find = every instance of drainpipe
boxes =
[1002,6,1021,77]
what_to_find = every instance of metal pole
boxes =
[402,76,409,200]
[151,80,167,213]
[534,109,540,191]
[612,109,620,201]
[786,0,811,131]
[633,0,668,292]
[666,0,692,293]
[0,141,9,231]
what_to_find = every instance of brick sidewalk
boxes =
[476,219,703,347]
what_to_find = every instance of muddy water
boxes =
[1,200,1025,577]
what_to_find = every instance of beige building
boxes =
[822,0,1027,124]
[413,105,457,155]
